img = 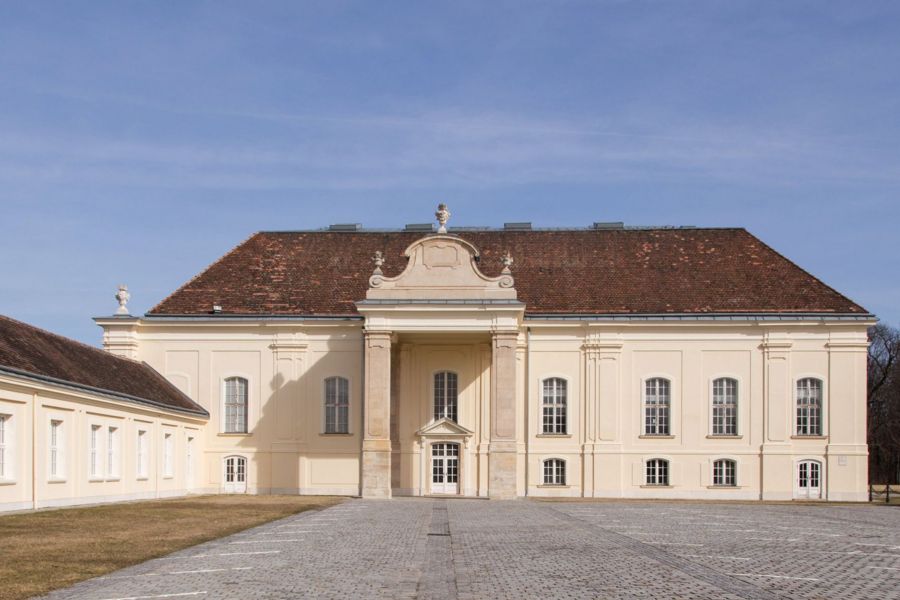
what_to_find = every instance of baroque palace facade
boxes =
[0,206,874,511]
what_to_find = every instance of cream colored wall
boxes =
[98,317,870,502]
[0,375,204,513]
[132,323,364,497]
[524,323,870,501]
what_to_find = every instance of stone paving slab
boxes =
[41,498,900,600]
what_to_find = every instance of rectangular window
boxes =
[713,460,736,486]
[712,379,738,436]
[324,377,350,434]
[50,419,64,479]
[644,379,671,436]
[163,432,174,478]
[0,414,9,480]
[89,424,101,478]
[186,436,194,488]
[542,379,567,435]
[224,377,249,433]
[107,427,119,478]
[137,429,148,479]
[646,459,669,486]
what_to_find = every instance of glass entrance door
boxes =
[797,460,821,499]
[431,443,459,495]
[224,456,247,493]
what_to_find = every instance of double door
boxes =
[431,443,459,495]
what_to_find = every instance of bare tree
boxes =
[868,324,900,484]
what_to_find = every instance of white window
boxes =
[712,378,738,436]
[713,459,737,487]
[646,458,669,486]
[136,429,148,479]
[224,377,249,434]
[107,427,119,478]
[49,419,64,479]
[543,458,566,486]
[89,424,101,478]
[324,376,350,434]
[186,436,194,488]
[433,371,458,422]
[542,378,567,434]
[163,432,174,478]
[0,414,10,480]
[644,378,671,436]
[796,378,823,436]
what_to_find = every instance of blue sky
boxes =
[1,1,898,345]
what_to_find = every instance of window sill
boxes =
[536,434,572,438]
[218,433,250,437]
[791,435,827,440]
[320,432,353,437]
[639,435,675,439]
[88,477,104,483]
[706,435,743,440]
[136,476,149,481]
[48,478,66,484]
[537,484,570,488]
[640,484,673,488]
[163,476,174,480]
[707,485,742,489]
[0,479,16,486]
[106,477,120,483]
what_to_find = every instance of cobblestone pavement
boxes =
[43,498,900,599]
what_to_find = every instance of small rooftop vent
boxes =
[328,223,362,232]
[211,304,223,314]
[504,222,532,231]
[593,221,625,230]
[449,226,490,231]
[404,223,435,232]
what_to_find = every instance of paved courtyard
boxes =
[44,498,900,600]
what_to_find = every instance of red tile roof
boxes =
[0,315,208,416]
[149,228,867,317]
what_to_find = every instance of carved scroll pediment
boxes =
[366,235,516,301]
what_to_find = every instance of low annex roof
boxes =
[0,315,208,417]
[148,228,868,318]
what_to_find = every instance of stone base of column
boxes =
[488,441,518,499]
[362,440,392,499]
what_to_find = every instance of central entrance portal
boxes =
[431,443,460,495]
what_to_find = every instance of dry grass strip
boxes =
[0,494,343,600]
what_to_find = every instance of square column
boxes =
[362,331,392,498]
[489,330,519,499]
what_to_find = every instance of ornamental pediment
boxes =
[416,417,474,438]
[366,234,517,301]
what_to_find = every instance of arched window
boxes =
[434,371,458,422]
[542,378,567,434]
[712,378,738,436]
[646,458,669,486]
[796,378,823,436]
[324,376,350,434]
[713,459,737,487]
[223,377,248,433]
[644,378,671,436]
[543,458,566,486]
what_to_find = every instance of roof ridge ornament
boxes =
[501,251,514,275]
[435,203,451,234]
[115,284,131,315]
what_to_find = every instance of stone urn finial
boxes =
[115,284,131,315]
[372,250,384,275]
[435,203,451,234]
[501,251,514,275]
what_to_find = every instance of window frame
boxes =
[795,377,825,437]
[710,377,740,437]
[89,423,102,480]
[222,375,250,434]
[542,458,567,486]
[163,431,174,478]
[136,428,149,480]
[0,412,12,482]
[107,426,119,480]
[645,458,670,486]
[712,458,738,487]
[323,376,351,434]
[540,377,569,435]
[643,377,672,436]
[432,370,460,423]
[49,418,65,481]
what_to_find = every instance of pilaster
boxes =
[362,330,392,498]
[489,330,519,499]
